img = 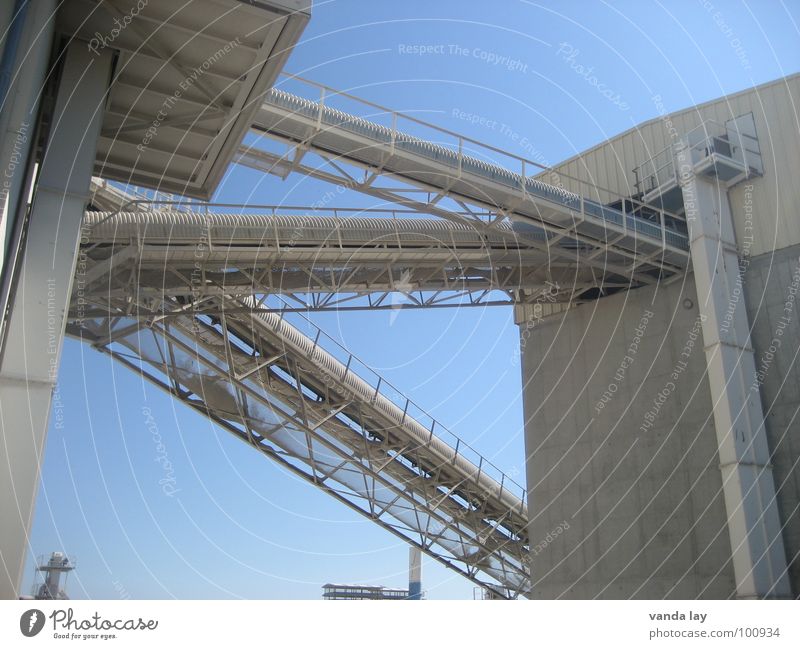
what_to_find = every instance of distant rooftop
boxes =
[322,583,411,600]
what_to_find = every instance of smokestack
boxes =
[408,547,422,600]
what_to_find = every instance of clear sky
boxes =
[25,0,799,599]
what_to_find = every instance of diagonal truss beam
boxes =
[69,292,530,597]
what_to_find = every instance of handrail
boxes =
[633,116,763,196]
[260,79,690,252]
[275,295,528,508]
[270,73,689,227]
[86,198,494,219]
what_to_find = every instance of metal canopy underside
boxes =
[56,0,309,198]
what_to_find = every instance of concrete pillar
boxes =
[0,42,112,599]
[678,144,791,598]
[741,245,800,596]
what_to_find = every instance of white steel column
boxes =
[0,42,112,599]
[678,143,790,598]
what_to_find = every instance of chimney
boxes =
[408,547,422,600]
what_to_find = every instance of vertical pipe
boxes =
[677,140,790,598]
[0,0,56,345]
[0,1,29,120]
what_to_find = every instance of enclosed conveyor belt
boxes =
[78,209,604,313]
[69,294,530,597]
[240,79,691,293]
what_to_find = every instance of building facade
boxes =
[519,74,800,598]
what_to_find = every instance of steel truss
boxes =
[78,207,608,317]
[68,71,699,597]
[68,294,530,598]
[236,76,691,302]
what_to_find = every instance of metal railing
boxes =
[260,74,690,252]
[278,300,528,510]
[633,117,763,197]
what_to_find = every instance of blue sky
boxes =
[25,0,799,599]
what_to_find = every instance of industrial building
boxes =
[520,74,800,599]
[29,552,74,600]
[0,1,797,601]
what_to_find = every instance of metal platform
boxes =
[322,584,410,600]
[633,115,764,210]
